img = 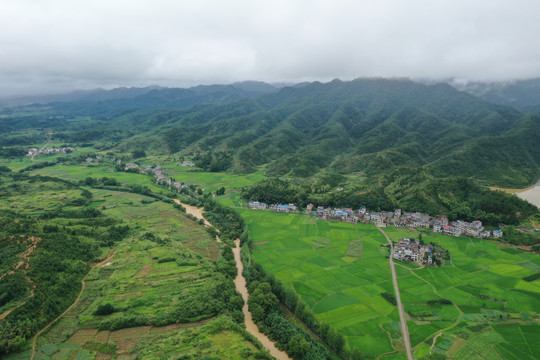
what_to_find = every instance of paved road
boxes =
[377,226,413,360]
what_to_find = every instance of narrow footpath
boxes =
[174,200,291,360]
[31,135,51,160]
[31,250,118,359]
[377,226,413,360]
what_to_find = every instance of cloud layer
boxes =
[1,0,540,95]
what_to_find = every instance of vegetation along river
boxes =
[174,200,291,360]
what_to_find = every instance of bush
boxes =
[95,303,115,315]
[381,292,397,305]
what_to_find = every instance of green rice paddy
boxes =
[240,209,399,358]
[242,210,540,359]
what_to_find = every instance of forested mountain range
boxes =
[1,78,539,189]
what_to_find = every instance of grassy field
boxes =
[383,226,540,359]
[240,209,401,358]
[29,163,165,192]
[6,188,267,360]
[164,163,266,191]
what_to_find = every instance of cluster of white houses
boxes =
[393,238,441,265]
[27,147,74,157]
[123,163,186,191]
[247,201,503,239]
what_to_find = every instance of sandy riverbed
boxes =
[173,200,212,226]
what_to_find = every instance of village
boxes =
[393,238,443,265]
[247,201,504,239]
[27,146,75,157]
[121,162,192,191]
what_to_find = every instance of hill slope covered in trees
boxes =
[1,78,539,189]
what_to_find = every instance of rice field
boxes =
[240,209,399,358]
[383,226,540,359]
[242,210,540,359]
[163,164,266,192]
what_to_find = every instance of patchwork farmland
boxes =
[242,209,540,359]
[240,209,400,358]
[6,189,267,360]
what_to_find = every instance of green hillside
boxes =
[1,78,539,187]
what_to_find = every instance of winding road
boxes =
[377,226,413,360]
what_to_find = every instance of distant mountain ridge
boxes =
[0,81,280,109]
[1,78,538,188]
[449,78,540,113]
[138,78,539,187]
[0,86,162,107]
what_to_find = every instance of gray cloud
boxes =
[1,0,540,96]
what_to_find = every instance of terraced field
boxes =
[6,189,267,360]
[240,209,403,358]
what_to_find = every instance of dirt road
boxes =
[31,250,118,359]
[377,226,413,360]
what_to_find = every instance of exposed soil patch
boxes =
[66,329,99,343]
[0,236,43,320]
[137,264,152,276]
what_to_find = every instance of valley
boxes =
[0,78,539,360]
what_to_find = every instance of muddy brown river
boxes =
[517,182,540,209]
[174,200,291,360]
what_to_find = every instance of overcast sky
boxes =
[1,0,540,96]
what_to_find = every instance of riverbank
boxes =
[233,239,292,360]
[174,199,290,360]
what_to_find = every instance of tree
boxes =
[84,177,96,186]
[132,149,146,159]
[288,334,310,358]
[95,303,115,315]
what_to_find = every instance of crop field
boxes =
[0,178,81,215]
[163,163,265,191]
[29,163,164,192]
[382,226,540,359]
[13,189,264,360]
[240,209,401,358]
[242,211,540,359]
